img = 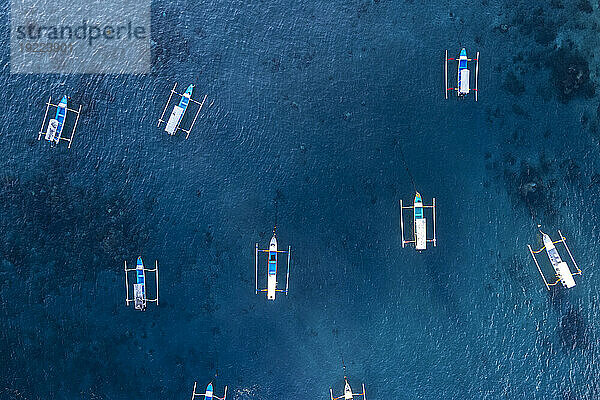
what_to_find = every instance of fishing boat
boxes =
[38,95,82,148]
[191,381,227,400]
[164,84,193,135]
[134,257,147,310]
[400,192,437,250]
[267,235,278,300]
[413,192,426,250]
[44,95,67,143]
[330,369,366,400]
[255,228,291,300]
[445,48,479,101]
[457,48,470,97]
[124,257,159,310]
[158,82,208,139]
[528,227,581,290]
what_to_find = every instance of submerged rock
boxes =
[549,47,595,102]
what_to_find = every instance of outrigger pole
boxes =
[444,50,448,100]
[38,97,52,140]
[399,199,406,247]
[255,243,259,295]
[475,51,479,102]
[431,197,436,247]
[527,244,552,291]
[559,230,582,276]
[182,94,208,139]
[157,83,177,128]
[285,245,291,295]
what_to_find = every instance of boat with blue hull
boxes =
[400,191,437,250]
[38,94,82,148]
[124,257,159,311]
[157,82,208,139]
[444,48,479,101]
[255,228,291,301]
[44,95,67,143]
[165,84,193,135]
[191,381,227,400]
[134,257,146,310]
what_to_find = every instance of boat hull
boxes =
[267,235,277,300]
[543,234,576,288]
[165,85,193,135]
[134,257,147,310]
[414,193,427,250]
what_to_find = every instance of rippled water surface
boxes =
[1,0,600,398]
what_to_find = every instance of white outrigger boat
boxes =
[527,226,582,290]
[445,48,479,101]
[157,82,208,139]
[255,227,291,300]
[124,257,159,311]
[38,95,82,148]
[330,368,366,400]
[191,382,227,400]
[399,192,437,250]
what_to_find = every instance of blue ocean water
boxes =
[1,0,600,398]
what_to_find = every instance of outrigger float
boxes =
[124,257,159,311]
[330,367,366,400]
[157,82,208,139]
[191,382,227,400]
[445,48,479,101]
[38,95,82,148]
[527,226,582,290]
[399,192,437,250]
[255,227,291,300]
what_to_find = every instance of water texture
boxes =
[1,0,600,399]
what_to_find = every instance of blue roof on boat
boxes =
[268,263,277,275]
[137,257,143,268]
[415,207,423,219]
[459,49,468,69]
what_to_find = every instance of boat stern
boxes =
[415,218,427,250]
[459,69,470,95]
[267,274,277,300]
[414,192,427,250]
[133,283,146,310]
[45,119,59,141]
[556,262,576,288]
